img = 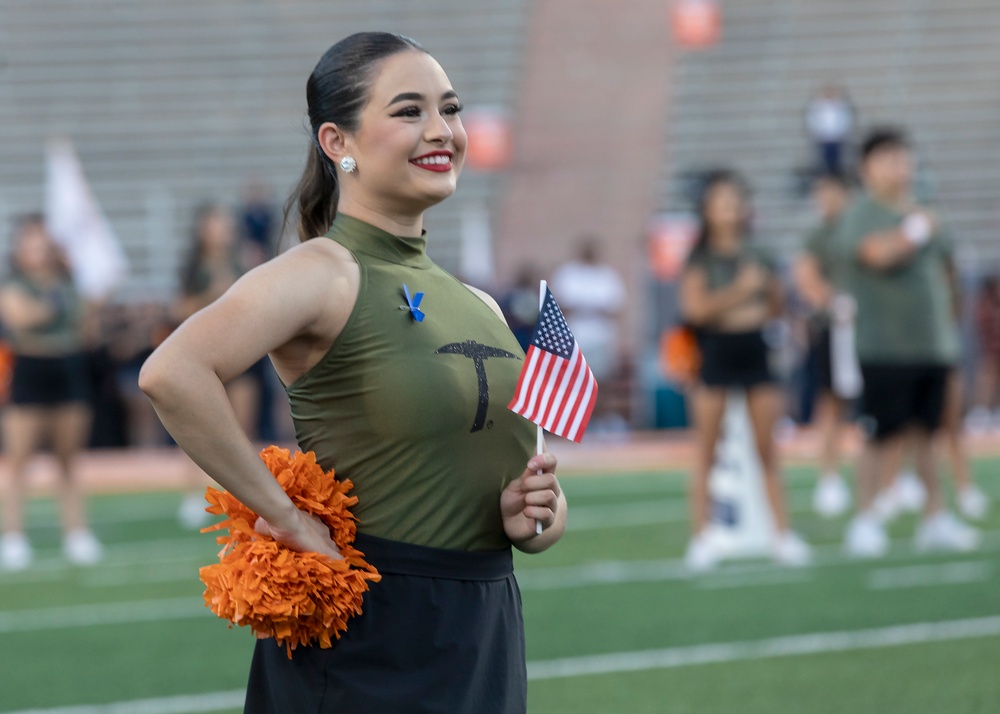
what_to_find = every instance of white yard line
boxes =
[0,597,208,634]
[6,616,1000,712]
[866,561,994,590]
[526,615,1000,680]
[1,690,245,714]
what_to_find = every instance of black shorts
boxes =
[244,534,526,714]
[858,363,948,442]
[9,353,90,406]
[807,325,833,392]
[697,329,773,388]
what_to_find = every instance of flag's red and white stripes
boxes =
[508,323,598,443]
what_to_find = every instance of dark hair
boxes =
[860,126,910,161]
[283,32,426,243]
[691,168,752,254]
[7,212,72,278]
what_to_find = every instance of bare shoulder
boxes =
[463,283,507,323]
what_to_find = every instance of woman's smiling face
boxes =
[332,50,467,214]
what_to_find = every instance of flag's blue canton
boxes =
[530,290,574,359]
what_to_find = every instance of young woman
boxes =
[172,203,261,528]
[679,170,809,571]
[0,215,101,570]
[140,33,564,713]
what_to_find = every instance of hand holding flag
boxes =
[507,281,599,534]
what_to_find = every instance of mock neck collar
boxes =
[326,213,430,268]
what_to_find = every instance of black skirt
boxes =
[244,533,527,714]
[697,329,774,388]
[9,353,90,406]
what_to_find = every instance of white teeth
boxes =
[413,155,450,166]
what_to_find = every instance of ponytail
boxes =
[282,143,339,244]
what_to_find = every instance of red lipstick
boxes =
[410,150,454,172]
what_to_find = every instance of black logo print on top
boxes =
[436,341,520,432]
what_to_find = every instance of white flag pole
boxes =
[534,280,547,536]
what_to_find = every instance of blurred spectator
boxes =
[792,171,853,518]
[238,179,282,442]
[174,203,260,528]
[551,236,628,432]
[105,301,172,447]
[804,84,856,175]
[834,127,978,558]
[678,170,810,571]
[239,178,277,268]
[967,274,1000,431]
[0,214,102,570]
[498,263,542,352]
[550,236,625,381]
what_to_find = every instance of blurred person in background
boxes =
[834,127,978,558]
[0,214,102,570]
[679,170,810,571]
[173,203,260,528]
[793,171,853,518]
[967,274,1000,432]
[498,263,542,352]
[238,179,283,443]
[804,84,856,176]
[106,302,172,447]
[551,235,627,432]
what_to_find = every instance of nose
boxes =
[425,110,454,144]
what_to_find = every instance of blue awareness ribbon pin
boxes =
[402,284,425,323]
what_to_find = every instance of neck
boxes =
[337,195,424,238]
[869,186,909,210]
[707,227,741,252]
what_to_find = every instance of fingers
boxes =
[525,452,557,476]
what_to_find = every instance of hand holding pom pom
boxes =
[199,446,380,658]
[253,511,344,562]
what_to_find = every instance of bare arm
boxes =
[679,265,764,325]
[139,240,358,558]
[793,254,833,311]
[0,285,55,331]
[857,211,936,271]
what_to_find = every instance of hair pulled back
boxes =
[691,168,752,255]
[284,32,426,243]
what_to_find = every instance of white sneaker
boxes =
[773,530,811,567]
[844,514,889,558]
[964,406,992,435]
[685,531,722,573]
[872,487,902,523]
[178,493,211,530]
[895,472,926,513]
[957,485,990,521]
[63,529,103,566]
[0,532,33,572]
[813,474,851,518]
[914,512,980,553]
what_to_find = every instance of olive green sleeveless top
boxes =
[286,214,535,551]
[1,273,83,355]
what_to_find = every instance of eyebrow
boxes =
[386,90,459,108]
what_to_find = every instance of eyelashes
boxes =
[390,103,464,119]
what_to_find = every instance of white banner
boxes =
[45,137,129,300]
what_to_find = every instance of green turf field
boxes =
[1,458,998,713]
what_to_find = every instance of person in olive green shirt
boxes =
[141,32,563,713]
[680,169,810,572]
[832,127,978,557]
[793,171,852,518]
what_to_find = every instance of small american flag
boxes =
[507,285,598,443]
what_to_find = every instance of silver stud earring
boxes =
[339,156,357,174]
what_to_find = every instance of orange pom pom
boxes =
[199,446,381,657]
